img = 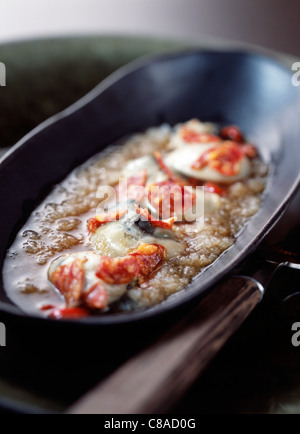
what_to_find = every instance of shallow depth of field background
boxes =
[0,0,300,56]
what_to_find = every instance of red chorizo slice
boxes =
[95,255,141,284]
[50,257,87,307]
[115,169,147,202]
[180,126,222,144]
[95,243,166,285]
[130,243,166,283]
[191,141,257,176]
[219,125,244,143]
[147,180,195,220]
[49,307,90,319]
[135,204,176,230]
[87,209,128,234]
[83,281,108,310]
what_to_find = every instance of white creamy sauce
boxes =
[3,119,263,317]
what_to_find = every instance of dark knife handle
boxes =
[68,276,261,414]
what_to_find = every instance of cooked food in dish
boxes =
[3,119,267,319]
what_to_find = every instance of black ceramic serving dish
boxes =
[0,50,300,367]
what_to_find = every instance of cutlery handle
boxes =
[68,276,261,414]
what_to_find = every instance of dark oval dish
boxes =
[1,49,300,326]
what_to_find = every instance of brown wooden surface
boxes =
[68,276,261,414]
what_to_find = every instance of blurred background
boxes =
[1,0,300,56]
[1,0,300,415]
